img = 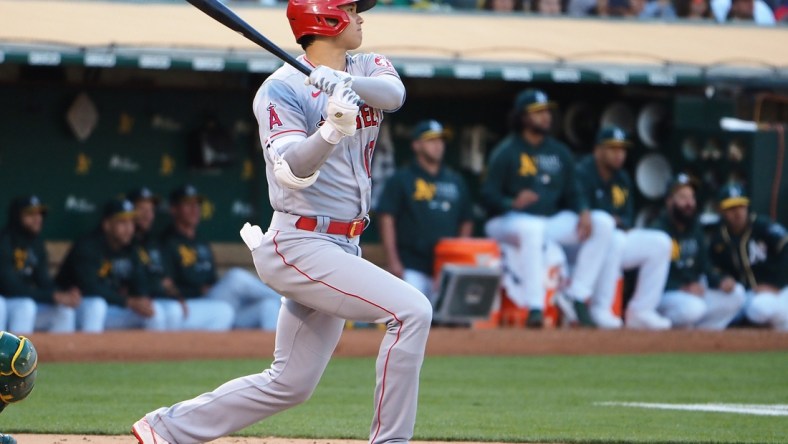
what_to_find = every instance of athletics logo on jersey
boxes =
[611,185,628,208]
[519,154,537,176]
[267,103,283,130]
[413,178,436,201]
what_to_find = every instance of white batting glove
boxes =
[239,222,264,251]
[305,65,352,96]
[319,86,360,144]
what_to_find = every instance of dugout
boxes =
[1,1,787,247]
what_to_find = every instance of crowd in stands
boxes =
[0,185,282,335]
[376,90,788,332]
[239,0,788,24]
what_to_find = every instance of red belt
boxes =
[295,216,366,238]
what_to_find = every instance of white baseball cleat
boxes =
[625,310,672,330]
[590,308,623,329]
[132,417,171,444]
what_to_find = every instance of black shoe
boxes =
[573,300,596,327]
[526,309,544,328]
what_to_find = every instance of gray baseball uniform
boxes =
[143,54,432,444]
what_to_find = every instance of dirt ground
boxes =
[14,328,788,443]
[26,327,788,363]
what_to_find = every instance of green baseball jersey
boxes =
[0,225,55,304]
[480,134,588,217]
[133,231,170,298]
[55,229,148,306]
[158,225,218,298]
[377,162,474,274]
[650,213,721,291]
[709,214,788,289]
[575,155,634,229]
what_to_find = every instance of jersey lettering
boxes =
[356,104,380,130]
[364,140,375,178]
[519,154,537,176]
[268,103,283,130]
[747,240,768,265]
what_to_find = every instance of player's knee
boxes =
[50,305,77,333]
[727,285,747,311]
[413,296,433,328]
[16,298,37,320]
[146,302,169,331]
[675,298,706,327]
[590,211,615,238]
[210,302,236,331]
[653,231,673,257]
[79,297,108,333]
[746,296,774,325]
[511,216,544,236]
[224,267,252,283]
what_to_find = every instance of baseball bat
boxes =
[185,0,311,76]
[720,117,765,132]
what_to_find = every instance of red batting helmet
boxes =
[287,0,377,43]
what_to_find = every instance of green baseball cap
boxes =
[126,187,160,205]
[169,184,203,205]
[718,183,749,210]
[102,197,136,221]
[666,173,697,196]
[12,195,48,215]
[514,88,555,114]
[595,125,632,147]
[411,119,448,141]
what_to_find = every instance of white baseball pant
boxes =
[144,227,432,444]
[593,229,672,319]
[659,284,746,330]
[34,303,77,333]
[745,287,788,330]
[0,296,36,334]
[485,210,615,309]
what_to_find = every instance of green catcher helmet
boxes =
[0,331,38,410]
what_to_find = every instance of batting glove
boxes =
[319,86,360,145]
[305,65,352,97]
[240,222,264,250]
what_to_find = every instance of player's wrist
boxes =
[319,121,346,145]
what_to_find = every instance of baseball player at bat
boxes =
[481,89,615,328]
[574,126,673,330]
[132,1,431,443]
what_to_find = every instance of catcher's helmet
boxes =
[287,0,377,43]
[0,332,38,408]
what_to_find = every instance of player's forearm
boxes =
[351,75,405,111]
[280,131,336,178]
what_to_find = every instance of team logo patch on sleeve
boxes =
[268,103,283,130]
[374,55,394,69]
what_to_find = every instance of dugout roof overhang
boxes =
[1,0,787,87]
